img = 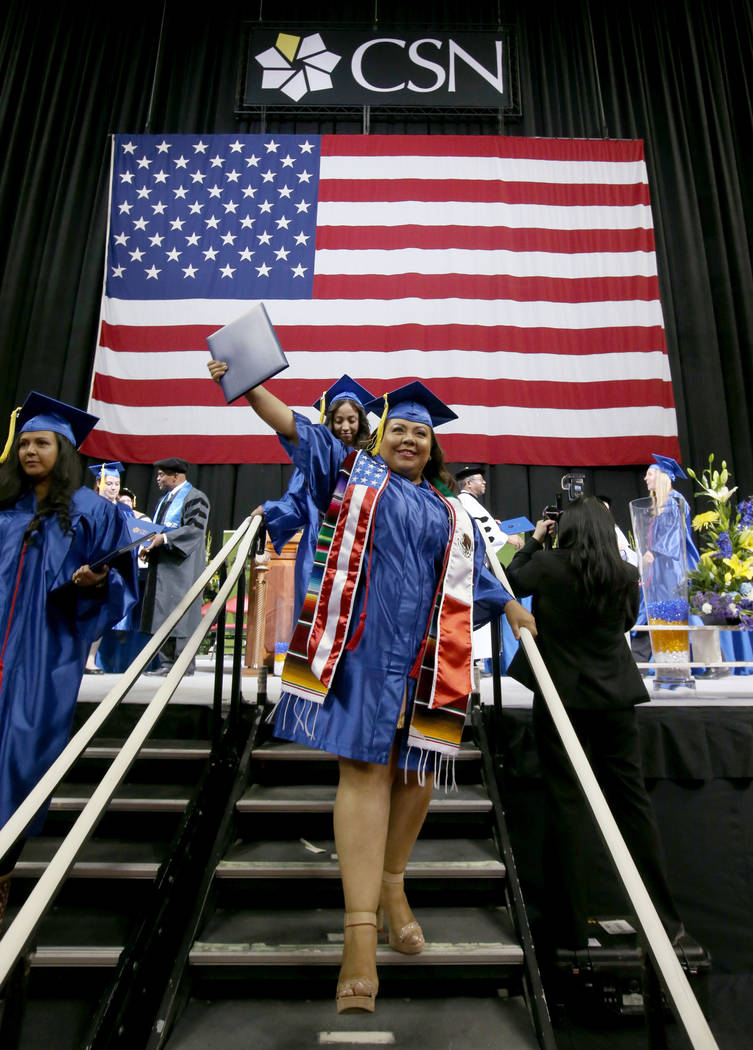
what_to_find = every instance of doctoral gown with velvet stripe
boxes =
[273,416,511,767]
[0,487,139,832]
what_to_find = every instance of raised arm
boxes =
[207,360,297,442]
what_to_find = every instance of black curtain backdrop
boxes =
[1,0,752,544]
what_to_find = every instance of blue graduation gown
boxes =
[273,417,512,767]
[263,468,319,625]
[644,491,700,602]
[0,487,138,832]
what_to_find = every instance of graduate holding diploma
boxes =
[208,353,536,1015]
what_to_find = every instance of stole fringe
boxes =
[270,693,459,792]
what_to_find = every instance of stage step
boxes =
[236,782,492,814]
[14,838,166,879]
[216,836,505,880]
[190,905,523,969]
[252,739,482,763]
[51,782,191,812]
[164,993,541,1050]
[4,903,133,969]
[84,738,211,761]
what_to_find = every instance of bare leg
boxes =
[333,756,393,1005]
[380,759,434,947]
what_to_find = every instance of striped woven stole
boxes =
[407,492,475,757]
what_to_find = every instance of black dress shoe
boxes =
[143,667,170,676]
[84,667,104,675]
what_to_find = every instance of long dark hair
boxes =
[557,496,631,615]
[0,433,83,538]
[324,398,371,449]
[423,432,458,494]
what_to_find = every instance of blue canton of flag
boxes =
[107,134,321,301]
[350,456,383,486]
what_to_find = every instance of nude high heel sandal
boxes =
[379,870,425,955]
[336,912,378,1014]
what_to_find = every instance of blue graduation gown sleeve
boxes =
[263,468,320,623]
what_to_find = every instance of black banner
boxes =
[238,27,517,110]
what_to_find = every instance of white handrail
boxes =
[489,555,719,1050]
[0,515,257,866]
[0,515,260,988]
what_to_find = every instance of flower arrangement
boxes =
[686,455,753,625]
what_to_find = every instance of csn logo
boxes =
[254,30,506,103]
[255,33,342,102]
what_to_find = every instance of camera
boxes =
[541,474,588,545]
[543,494,564,523]
[561,472,586,501]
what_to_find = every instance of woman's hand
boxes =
[505,599,537,639]
[643,550,655,565]
[72,564,108,587]
[206,360,296,440]
[250,505,265,519]
[533,518,556,543]
[208,360,228,383]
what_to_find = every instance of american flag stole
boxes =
[280,450,389,703]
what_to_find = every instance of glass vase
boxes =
[630,496,694,688]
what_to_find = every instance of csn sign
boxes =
[239,28,518,110]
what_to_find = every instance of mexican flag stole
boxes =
[280,449,475,758]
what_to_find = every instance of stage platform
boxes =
[77,661,753,709]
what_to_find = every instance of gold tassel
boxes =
[318,391,326,423]
[99,463,106,491]
[0,407,22,464]
[369,394,389,456]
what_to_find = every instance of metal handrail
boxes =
[0,514,260,988]
[486,555,719,1050]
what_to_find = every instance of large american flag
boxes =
[85,133,680,465]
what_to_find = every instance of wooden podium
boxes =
[244,533,300,674]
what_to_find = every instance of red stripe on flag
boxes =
[318,179,651,207]
[321,135,646,163]
[100,321,668,356]
[100,321,219,352]
[81,430,682,468]
[311,273,661,303]
[315,225,656,253]
[91,374,676,412]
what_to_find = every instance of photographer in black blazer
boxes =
[507,496,685,950]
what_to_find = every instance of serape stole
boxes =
[407,492,475,757]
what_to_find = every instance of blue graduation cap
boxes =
[651,453,687,481]
[365,380,458,430]
[312,375,375,419]
[17,391,99,450]
[88,461,124,478]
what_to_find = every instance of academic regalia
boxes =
[140,483,210,641]
[272,414,512,769]
[0,487,138,832]
[644,490,700,597]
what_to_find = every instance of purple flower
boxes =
[717,531,733,558]
[739,498,753,529]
